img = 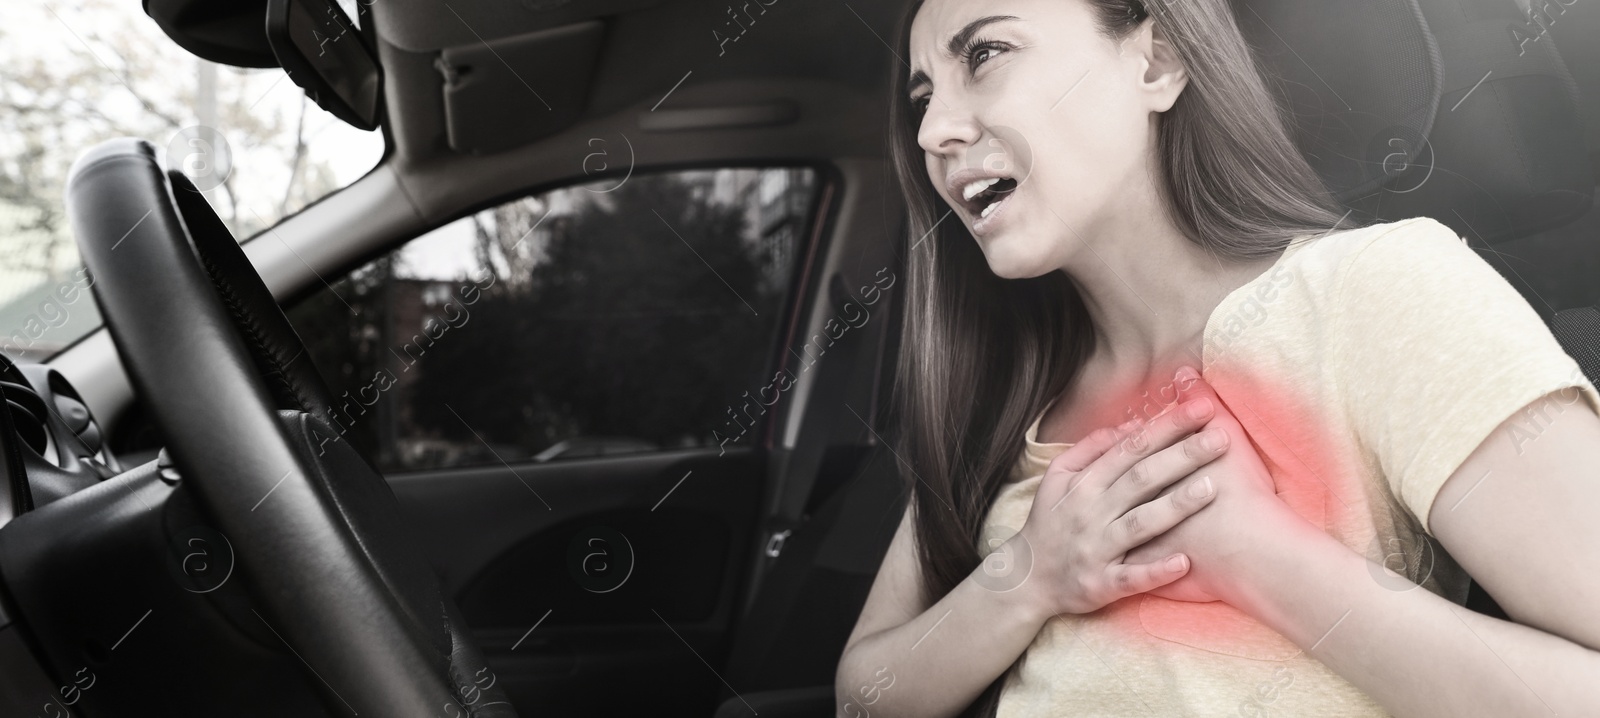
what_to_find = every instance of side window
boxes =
[286,168,818,473]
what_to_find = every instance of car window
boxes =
[0,0,386,361]
[285,167,819,472]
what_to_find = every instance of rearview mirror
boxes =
[265,0,383,130]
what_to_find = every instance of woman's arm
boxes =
[1227,390,1600,716]
[834,506,1054,718]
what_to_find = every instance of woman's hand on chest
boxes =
[1121,367,1315,606]
[1013,366,1262,616]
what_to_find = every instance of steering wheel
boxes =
[60,138,518,717]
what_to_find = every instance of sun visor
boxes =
[435,21,606,155]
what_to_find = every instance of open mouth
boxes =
[957,176,1019,220]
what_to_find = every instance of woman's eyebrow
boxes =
[908,15,1021,96]
[945,15,1021,56]
[908,69,931,96]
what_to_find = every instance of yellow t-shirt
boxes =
[978,216,1600,717]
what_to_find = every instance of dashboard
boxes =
[0,353,124,516]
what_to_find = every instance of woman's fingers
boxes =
[1102,424,1228,506]
[1036,420,1142,510]
[1107,474,1216,547]
[1039,370,1219,510]
[1045,364,1214,481]
[1047,420,1138,474]
[1174,365,1223,410]
[1081,394,1216,495]
[1104,553,1191,600]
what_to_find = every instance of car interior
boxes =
[0,0,1598,715]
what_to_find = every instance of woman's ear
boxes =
[1128,19,1189,113]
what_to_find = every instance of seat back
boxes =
[1553,307,1600,385]
[1360,0,1600,382]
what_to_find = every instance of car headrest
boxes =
[1346,0,1593,244]
[1233,0,1443,203]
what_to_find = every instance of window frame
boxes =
[280,160,843,472]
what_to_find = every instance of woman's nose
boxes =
[916,96,984,157]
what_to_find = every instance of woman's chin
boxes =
[978,239,1056,280]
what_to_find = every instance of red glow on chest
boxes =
[1070,369,1362,655]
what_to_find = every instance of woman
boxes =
[836,0,1600,716]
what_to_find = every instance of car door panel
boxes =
[278,167,827,715]
[389,448,764,715]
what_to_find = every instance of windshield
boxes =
[0,0,385,361]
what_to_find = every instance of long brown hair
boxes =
[885,0,1347,713]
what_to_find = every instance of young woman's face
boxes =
[908,0,1179,278]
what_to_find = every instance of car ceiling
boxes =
[368,0,1600,219]
[370,0,909,226]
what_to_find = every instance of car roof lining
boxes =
[372,0,1445,221]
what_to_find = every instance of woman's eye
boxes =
[964,41,1008,73]
[910,95,930,116]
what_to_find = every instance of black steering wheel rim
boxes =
[63,138,516,717]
